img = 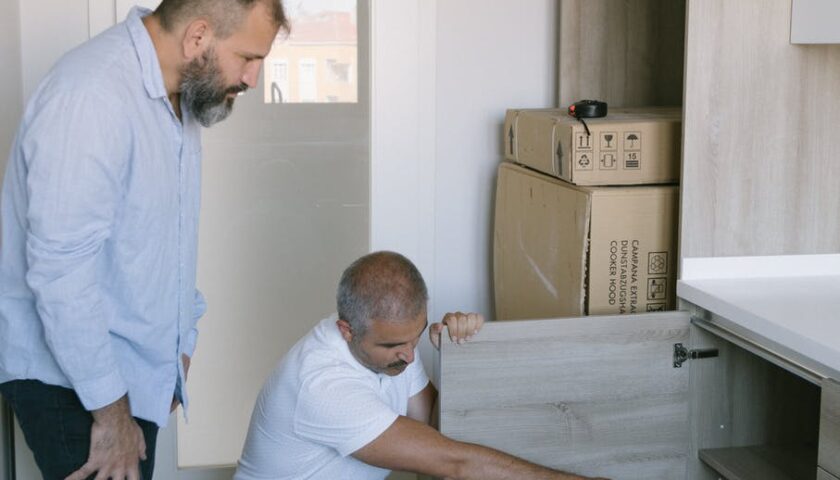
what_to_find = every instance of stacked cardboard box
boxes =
[494,108,681,320]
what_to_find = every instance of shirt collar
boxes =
[126,6,168,100]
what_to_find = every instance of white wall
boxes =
[0,0,23,157]
[18,0,89,101]
[371,0,557,389]
[432,0,556,321]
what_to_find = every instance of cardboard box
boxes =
[494,162,679,320]
[504,107,681,186]
[503,108,565,161]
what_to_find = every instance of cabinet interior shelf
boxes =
[699,445,817,480]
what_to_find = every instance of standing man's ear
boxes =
[181,19,212,60]
[336,319,354,343]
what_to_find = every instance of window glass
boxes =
[263,0,358,103]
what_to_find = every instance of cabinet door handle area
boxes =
[673,343,719,368]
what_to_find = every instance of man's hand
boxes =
[430,312,485,349]
[65,395,146,480]
[170,354,191,413]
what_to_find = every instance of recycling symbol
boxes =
[578,154,590,167]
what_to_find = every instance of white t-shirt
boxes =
[234,315,430,480]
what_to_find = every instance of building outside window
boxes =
[262,0,358,103]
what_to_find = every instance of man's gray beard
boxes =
[180,48,237,127]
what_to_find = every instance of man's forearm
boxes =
[354,415,604,480]
[454,441,595,480]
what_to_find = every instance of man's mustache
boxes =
[227,83,248,95]
[387,360,408,369]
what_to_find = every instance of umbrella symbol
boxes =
[626,134,639,149]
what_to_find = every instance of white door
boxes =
[177,1,370,469]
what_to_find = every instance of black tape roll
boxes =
[568,100,608,119]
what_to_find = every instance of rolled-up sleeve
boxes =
[23,88,129,411]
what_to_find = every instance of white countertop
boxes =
[677,255,840,380]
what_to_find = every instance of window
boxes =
[299,59,318,102]
[262,0,358,103]
[269,60,289,103]
[326,59,352,83]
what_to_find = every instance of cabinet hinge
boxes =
[673,343,719,368]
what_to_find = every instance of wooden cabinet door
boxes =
[820,379,840,477]
[438,312,690,479]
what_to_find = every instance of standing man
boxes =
[0,1,288,479]
[234,251,606,480]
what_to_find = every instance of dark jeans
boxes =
[0,380,159,480]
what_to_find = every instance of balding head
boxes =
[154,0,290,39]
[337,251,429,339]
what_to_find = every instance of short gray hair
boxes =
[155,0,290,39]
[337,251,428,338]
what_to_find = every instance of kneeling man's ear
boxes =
[336,319,354,343]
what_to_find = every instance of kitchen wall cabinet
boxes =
[791,0,840,44]
[680,0,840,258]
[557,0,840,258]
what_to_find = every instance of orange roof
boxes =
[286,11,357,44]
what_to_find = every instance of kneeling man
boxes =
[234,251,604,480]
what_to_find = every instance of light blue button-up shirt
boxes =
[0,7,205,427]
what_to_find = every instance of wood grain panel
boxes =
[439,312,690,479]
[558,0,685,108]
[698,445,816,480]
[680,0,840,258]
[820,379,840,477]
[819,467,840,480]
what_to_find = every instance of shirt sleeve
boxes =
[294,367,399,457]
[182,289,206,357]
[22,87,130,411]
[407,349,430,397]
